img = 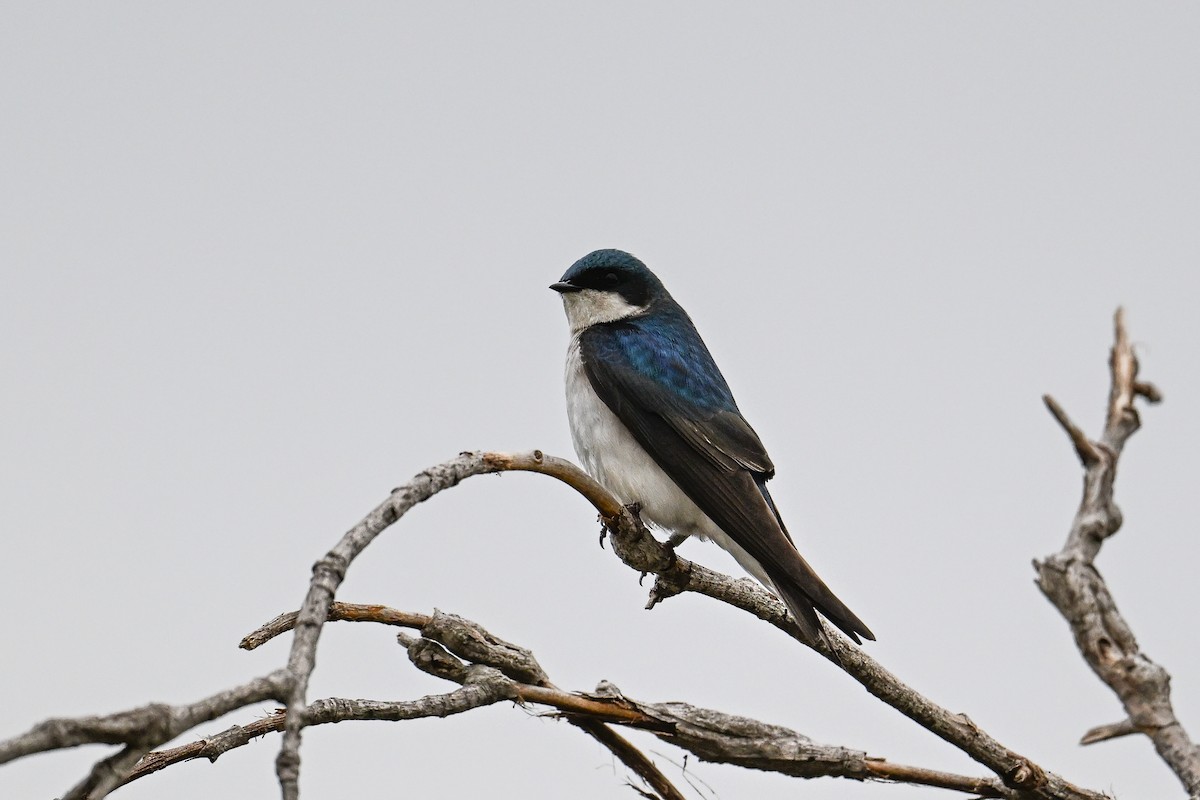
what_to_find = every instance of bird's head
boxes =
[550,249,666,334]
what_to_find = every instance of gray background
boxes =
[3,3,1198,798]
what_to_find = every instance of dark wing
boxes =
[580,319,874,645]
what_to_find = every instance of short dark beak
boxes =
[549,281,582,293]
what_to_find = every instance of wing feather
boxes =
[580,321,874,644]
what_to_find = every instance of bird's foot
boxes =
[660,533,688,570]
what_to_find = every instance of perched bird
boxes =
[551,249,873,648]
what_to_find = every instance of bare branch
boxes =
[0,671,287,768]
[615,684,1017,797]
[135,603,1020,798]
[273,452,507,798]
[573,720,688,800]
[864,759,1010,796]
[241,603,430,650]
[0,670,288,800]
[124,668,1013,799]
[250,503,1105,800]
[1042,395,1103,467]
[63,746,148,800]
[1036,308,1199,795]
[246,600,685,798]
[1079,719,1140,746]
[122,671,517,788]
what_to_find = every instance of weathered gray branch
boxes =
[251,604,682,799]
[271,451,621,799]
[122,670,518,788]
[247,597,1107,799]
[0,669,289,800]
[132,602,1020,798]
[397,609,1020,797]
[1035,308,1199,796]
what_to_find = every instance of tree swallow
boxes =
[551,249,874,648]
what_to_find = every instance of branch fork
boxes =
[1036,309,1196,796]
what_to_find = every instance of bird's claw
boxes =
[663,532,688,558]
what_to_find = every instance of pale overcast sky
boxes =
[3,4,1199,799]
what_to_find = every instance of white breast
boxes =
[564,337,771,586]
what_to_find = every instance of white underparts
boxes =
[559,289,644,334]
[563,338,773,588]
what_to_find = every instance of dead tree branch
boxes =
[0,670,290,800]
[121,669,519,788]
[0,446,1110,798]
[129,602,1018,798]
[1035,308,1198,796]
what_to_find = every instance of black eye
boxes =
[604,272,619,286]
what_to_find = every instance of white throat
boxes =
[560,289,644,334]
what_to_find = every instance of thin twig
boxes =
[1079,719,1140,746]
[241,603,429,650]
[1042,395,1103,467]
[863,759,1007,797]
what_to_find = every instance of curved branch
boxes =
[1036,309,1198,795]
[241,604,430,650]
[274,452,505,797]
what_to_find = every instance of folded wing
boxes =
[580,320,874,645]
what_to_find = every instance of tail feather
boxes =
[758,482,875,645]
[772,552,875,644]
[773,580,829,648]
[774,573,869,653]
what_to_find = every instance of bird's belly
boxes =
[564,340,770,586]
